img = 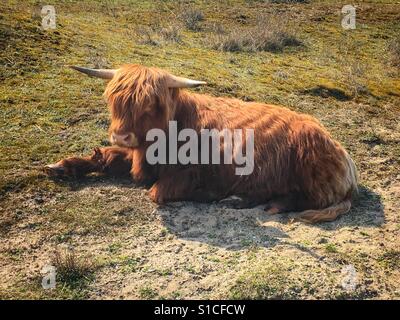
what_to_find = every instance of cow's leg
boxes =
[44,149,102,178]
[44,147,133,178]
[264,193,300,215]
[130,147,154,184]
[148,169,220,204]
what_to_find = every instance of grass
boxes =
[229,255,380,300]
[325,243,339,253]
[0,249,98,299]
[1,0,400,300]
[179,7,204,31]
[378,250,400,270]
[229,259,330,299]
[388,34,400,67]
[137,25,182,46]
[210,13,303,53]
[270,0,309,3]
[139,286,158,299]
[51,250,96,286]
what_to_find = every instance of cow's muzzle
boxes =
[110,132,139,148]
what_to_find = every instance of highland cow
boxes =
[45,64,358,223]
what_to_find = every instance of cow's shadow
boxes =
[156,185,385,251]
[47,173,385,251]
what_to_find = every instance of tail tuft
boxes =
[297,200,352,224]
[296,152,357,224]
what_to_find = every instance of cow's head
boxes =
[70,64,206,148]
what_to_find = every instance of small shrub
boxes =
[388,35,400,67]
[344,62,369,98]
[213,29,247,52]
[210,14,303,53]
[136,26,160,46]
[229,262,303,299]
[378,250,400,269]
[51,250,96,285]
[324,243,338,253]
[136,25,182,45]
[159,26,182,43]
[180,8,204,31]
[87,52,109,69]
[139,286,158,299]
[210,22,225,35]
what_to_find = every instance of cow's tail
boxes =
[298,151,358,224]
[297,200,352,223]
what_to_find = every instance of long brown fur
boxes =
[48,64,359,223]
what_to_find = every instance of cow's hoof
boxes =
[219,195,247,209]
[43,163,66,177]
[148,184,165,204]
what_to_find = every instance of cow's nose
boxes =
[110,132,139,147]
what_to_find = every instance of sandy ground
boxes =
[1,172,399,299]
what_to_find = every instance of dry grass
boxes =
[179,7,204,31]
[270,0,309,3]
[344,62,370,98]
[136,25,182,46]
[230,262,297,299]
[388,35,400,67]
[210,14,303,53]
[378,250,400,270]
[51,250,96,285]
[159,26,182,43]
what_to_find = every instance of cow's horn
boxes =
[167,74,207,88]
[69,66,117,79]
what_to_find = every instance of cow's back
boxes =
[195,97,354,207]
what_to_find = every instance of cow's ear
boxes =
[91,147,102,161]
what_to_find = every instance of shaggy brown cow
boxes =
[45,64,358,223]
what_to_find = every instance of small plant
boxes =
[159,26,182,43]
[159,227,168,237]
[136,25,182,45]
[388,35,400,67]
[139,286,158,299]
[344,62,369,98]
[230,262,301,299]
[180,8,204,31]
[210,22,225,35]
[360,131,383,145]
[87,51,109,69]
[324,243,338,253]
[136,26,160,46]
[210,14,303,53]
[51,250,96,285]
[378,250,400,269]
[107,242,122,253]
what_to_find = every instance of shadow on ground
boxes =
[157,185,384,250]
[42,174,385,251]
